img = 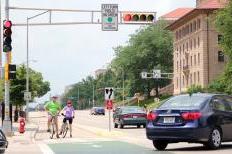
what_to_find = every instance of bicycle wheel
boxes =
[62,123,68,138]
[50,122,55,139]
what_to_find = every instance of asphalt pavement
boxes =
[4,110,232,154]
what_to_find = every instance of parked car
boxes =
[113,106,147,129]
[90,107,105,115]
[146,93,232,150]
[0,129,8,153]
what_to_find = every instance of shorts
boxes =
[48,113,58,122]
[63,117,73,124]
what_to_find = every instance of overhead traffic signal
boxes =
[123,13,155,22]
[5,64,16,80]
[3,20,12,52]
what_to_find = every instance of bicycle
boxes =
[60,113,69,138]
[49,115,58,139]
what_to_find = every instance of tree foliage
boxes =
[10,65,50,106]
[209,1,232,94]
[187,85,203,96]
[63,21,173,107]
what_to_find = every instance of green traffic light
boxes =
[107,17,113,23]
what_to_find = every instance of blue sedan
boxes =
[146,93,232,150]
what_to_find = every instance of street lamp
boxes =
[26,10,49,121]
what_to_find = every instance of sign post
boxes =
[101,4,118,31]
[105,87,114,132]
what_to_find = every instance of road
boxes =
[10,110,232,154]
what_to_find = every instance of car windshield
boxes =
[122,107,145,114]
[159,95,210,109]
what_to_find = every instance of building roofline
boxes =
[166,8,219,31]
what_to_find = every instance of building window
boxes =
[218,35,223,44]
[183,76,185,87]
[183,44,185,52]
[198,37,200,47]
[191,56,193,66]
[190,23,193,32]
[186,75,189,86]
[190,40,192,50]
[197,19,201,29]
[198,53,200,65]
[194,38,196,49]
[194,55,196,65]
[198,71,200,83]
[190,74,192,85]
[194,72,196,84]
[177,61,179,71]
[187,25,190,34]
[179,30,181,39]
[186,42,188,51]
[218,51,224,62]
[193,21,196,32]
[176,77,178,88]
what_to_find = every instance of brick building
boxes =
[166,0,228,94]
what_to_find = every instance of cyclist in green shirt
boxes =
[44,95,61,138]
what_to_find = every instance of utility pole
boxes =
[25,10,49,121]
[0,0,2,77]
[2,0,12,136]
[92,84,95,107]
[77,87,79,110]
[122,69,125,106]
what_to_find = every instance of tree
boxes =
[209,1,232,94]
[10,64,50,106]
[111,20,173,97]
[64,21,173,106]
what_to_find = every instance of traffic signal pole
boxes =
[2,0,12,136]
[0,1,2,76]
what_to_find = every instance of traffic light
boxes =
[5,64,16,80]
[123,13,155,22]
[3,20,12,52]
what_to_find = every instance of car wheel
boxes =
[143,124,146,128]
[153,140,168,151]
[137,125,141,128]
[114,123,118,128]
[204,127,222,149]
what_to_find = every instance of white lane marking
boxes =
[92,144,102,148]
[38,143,55,154]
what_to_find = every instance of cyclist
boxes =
[44,95,61,138]
[59,100,75,137]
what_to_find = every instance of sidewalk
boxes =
[5,121,42,154]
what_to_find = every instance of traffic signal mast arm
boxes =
[9,7,156,26]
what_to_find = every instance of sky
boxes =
[1,0,195,102]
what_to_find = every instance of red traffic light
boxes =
[123,13,155,22]
[3,20,12,28]
[123,14,132,21]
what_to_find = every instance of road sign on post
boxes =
[105,87,114,100]
[24,92,31,101]
[106,100,113,110]
[101,4,118,31]
[153,69,161,79]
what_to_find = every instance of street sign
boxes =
[106,100,113,110]
[24,92,31,101]
[153,69,161,79]
[105,87,114,100]
[101,4,118,31]
[141,72,147,79]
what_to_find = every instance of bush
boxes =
[187,85,204,95]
